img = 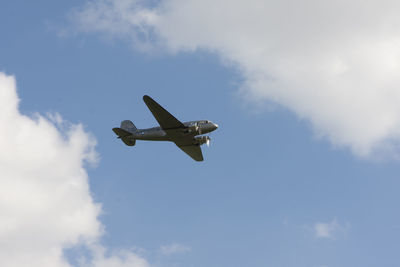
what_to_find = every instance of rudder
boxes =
[113,119,137,147]
[121,120,137,133]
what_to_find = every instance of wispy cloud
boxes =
[314,218,349,240]
[73,0,400,159]
[160,243,191,256]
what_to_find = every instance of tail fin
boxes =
[121,120,137,133]
[112,120,137,147]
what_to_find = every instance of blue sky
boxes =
[2,1,400,267]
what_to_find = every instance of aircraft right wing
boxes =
[143,95,185,130]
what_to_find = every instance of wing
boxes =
[174,137,204,161]
[143,95,185,130]
[175,144,204,161]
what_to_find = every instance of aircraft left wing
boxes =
[175,144,204,161]
[143,95,185,130]
[174,137,204,161]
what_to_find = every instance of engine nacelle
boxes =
[187,125,199,133]
[195,136,210,146]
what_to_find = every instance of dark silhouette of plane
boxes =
[113,95,218,161]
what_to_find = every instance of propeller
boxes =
[206,137,210,147]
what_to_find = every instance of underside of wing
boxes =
[175,144,204,161]
[143,95,185,130]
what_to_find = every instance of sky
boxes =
[1,0,400,266]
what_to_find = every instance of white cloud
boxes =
[74,0,400,158]
[80,245,150,267]
[314,218,348,239]
[160,243,190,256]
[0,72,149,267]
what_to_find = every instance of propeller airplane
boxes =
[112,95,218,161]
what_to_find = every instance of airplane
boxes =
[112,95,218,161]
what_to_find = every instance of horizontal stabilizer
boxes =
[112,128,136,146]
[112,128,131,138]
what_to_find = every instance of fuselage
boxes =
[132,120,218,142]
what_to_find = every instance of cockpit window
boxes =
[193,120,210,125]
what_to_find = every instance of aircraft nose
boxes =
[212,123,219,130]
